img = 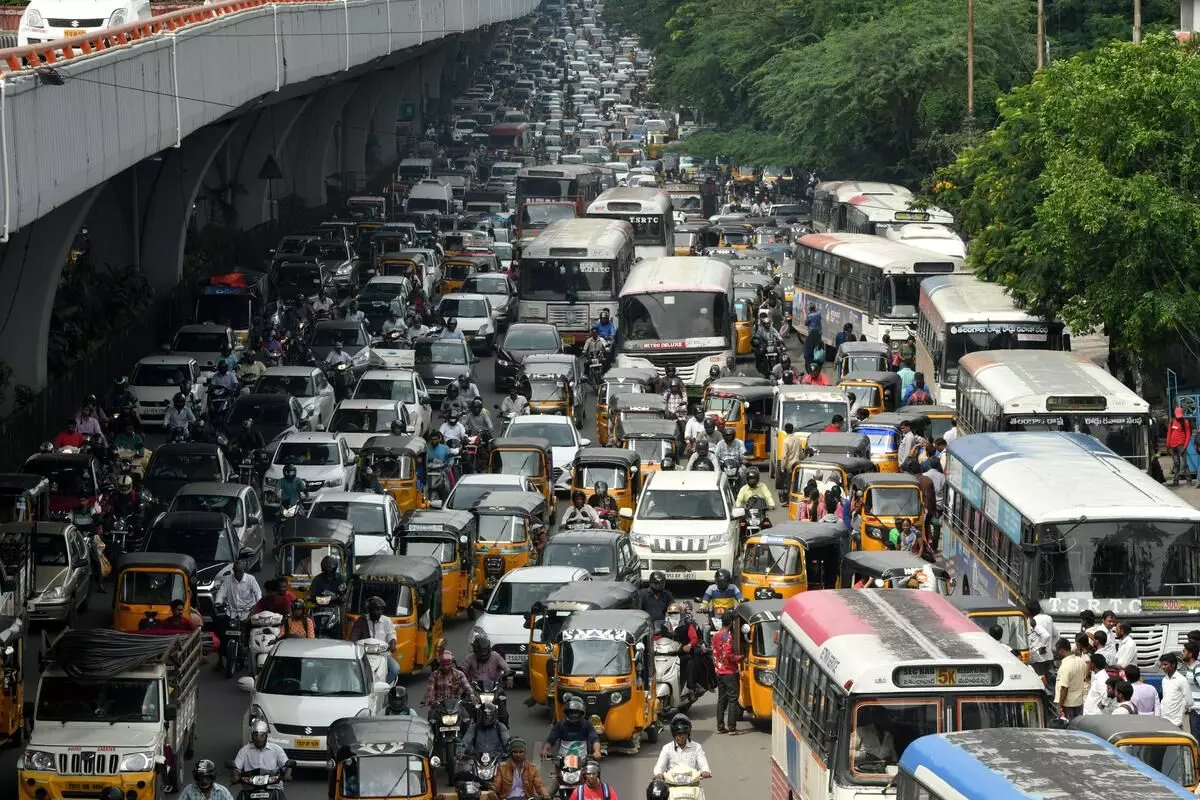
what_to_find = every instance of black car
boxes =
[355,283,408,333]
[461,273,518,331]
[141,445,233,511]
[224,393,306,444]
[142,511,258,622]
[272,259,333,303]
[494,323,562,391]
[412,336,477,403]
[269,234,318,269]
[537,529,641,584]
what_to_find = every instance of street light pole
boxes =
[967,0,975,115]
[1036,0,1045,70]
[1133,0,1142,43]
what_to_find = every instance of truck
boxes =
[18,628,201,800]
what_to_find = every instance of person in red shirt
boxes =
[53,418,86,450]
[252,579,296,616]
[159,599,195,631]
[711,611,742,735]
[822,415,845,433]
[1167,407,1194,487]
[801,362,830,386]
[575,760,617,800]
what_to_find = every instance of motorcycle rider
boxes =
[311,288,335,318]
[109,474,140,520]
[465,636,513,685]
[593,308,616,340]
[211,362,238,392]
[381,309,404,335]
[218,346,239,373]
[283,598,316,639]
[682,406,708,448]
[440,411,468,446]
[235,419,266,460]
[232,719,291,787]
[751,310,784,376]
[652,714,711,782]
[308,555,348,603]
[499,386,528,418]
[105,376,139,420]
[349,596,401,683]
[714,427,748,483]
[356,465,386,495]
[324,340,354,368]
[464,398,494,436]
[587,481,619,525]
[442,383,470,420]
[495,738,551,800]
[577,760,617,800]
[702,568,744,607]
[686,439,716,471]
[459,702,510,766]
[283,295,310,334]
[638,571,675,625]
[582,328,609,369]
[276,463,308,512]
[213,562,261,672]
[735,466,776,521]
[345,299,366,325]
[665,602,704,697]
[180,759,234,800]
[541,696,602,761]
[238,350,266,383]
[702,364,723,389]
[457,373,483,404]
[164,393,197,434]
[663,379,687,419]
[422,650,479,707]
[425,431,454,500]
[771,354,796,384]
[384,685,415,716]
[441,318,465,340]
[561,490,601,528]
[112,420,145,453]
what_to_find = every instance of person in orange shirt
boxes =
[800,362,830,386]
[282,599,315,639]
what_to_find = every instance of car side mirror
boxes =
[238,547,256,562]
[247,515,262,525]
[618,507,633,519]
[164,704,177,722]
[373,681,391,694]
[732,508,746,519]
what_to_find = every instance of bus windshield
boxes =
[1038,519,1200,599]
[885,276,922,319]
[594,214,666,247]
[517,177,572,198]
[519,259,614,300]
[1003,416,1147,465]
[520,203,578,229]
[619,292,730,343]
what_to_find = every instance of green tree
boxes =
[1044,0,1177,60]
[933,34,1200,379]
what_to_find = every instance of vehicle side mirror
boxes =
[618,507,633,519]
[732,508,746,519]
[418,609,432,630]
[373,681,391,694]
[237,676,256,693]
[238,547,256,562]
[247,515,262,525]
[164,704,177,721]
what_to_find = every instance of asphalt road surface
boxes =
[0,348,779,800]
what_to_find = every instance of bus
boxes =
[811,181,912,233]
[915,276,1070,409]
[843,192,957,239]
[517,218,636,346]
[884,223,967,259]
[515,165,604,241]
[942,431,1200,676]
[956,350,1151,468]
[771,589,1044,800]
[897,729,1194,800]
[614,257,733,394]
[586,187,675,260]
[791,233,967,347]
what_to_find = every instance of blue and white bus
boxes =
[897,729,1193,799]
[942,431,1200,679]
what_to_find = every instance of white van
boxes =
[405,179,454,215]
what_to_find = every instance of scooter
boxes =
[474,677,509,726]
[309,590,342,639]
[360,638,393,684]
[227,762,295,800]
[551,744,587,800]
[662,766,708,800]
[654,635,699,718]
[248,610,283,677]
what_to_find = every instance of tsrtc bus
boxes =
[515,165,604,241]
[586,186,675,259]
[942,432,1200,678]
[517,218,636,347]
[791,233,967,347]
[811,181,912,233]
[956,350,1151,468]
[915,276,1070,409]
[842,192,962,256]
[614,257,733,393]
[897,729,1194,800]
[771,589,1043,800]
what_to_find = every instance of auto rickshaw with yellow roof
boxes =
[701,380,774,465]
[834,341,891,381]
[275,518,356,600]
[732,287,758,356]
[848,473,926,552]
[344,554,443,676]
[771,385,851,474]
[739,521,850,600]
[359,435,428,514]
[396,510,479,617]
[595,368,657,445]
[487,437,556,518]
[838,370,902,415]
[839,550,952,593]
[469,490,544,593]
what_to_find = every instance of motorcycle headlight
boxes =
[479,692,495,704]
[315,595,332,606]
[25,749,57,772]
[561,769,580,783]
[755,668,776,687]
[119,751,155,772]
[336,264,353,275]
[441,714,459,726]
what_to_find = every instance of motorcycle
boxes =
[274,503,301,540]
[208,385,236,421]
[720,457,742,491]
[427,460,452,506]
[740,495,771,541]
[326,362,353,402]
[464,750,499,789]
[248,610,283,677]
[654,635,700,718]
[462,432,491,475]
[228,762,295,800]
[474,678,509,726]
[551,743,588,800]
[429,698,467,784]
[309,590,342,639]
[661,765,708,800]
[218,606,249,678]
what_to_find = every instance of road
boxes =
[0,346,776,800]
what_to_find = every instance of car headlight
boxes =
[336,264,352,275]
[119,751,155,772]
[264,477,278,488]
[41,584,66,600]
[24,9,45,27]
[324,478,342,487]
[108,8,128,26]
[478,327,489,336]
[25,750,57,771]
[708,532,729,549]
[631,533,649,548]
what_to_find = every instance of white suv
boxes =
[262,433,356,511]
[622,471,743,584]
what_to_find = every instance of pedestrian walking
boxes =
[1168,407,1195,486]
[711,611,742,735]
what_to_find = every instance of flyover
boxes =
[0,0,538,395]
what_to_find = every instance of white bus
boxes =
[614,256,733,393]
[915,275,1069,408]
[811,180,912,233]
[884,223,967,259]
[518,218,636,347]
[956,349,1151,468]
[771,589,1043,800]
[791,232,967,346]
[843,192,957,237]
[586,186,675,259]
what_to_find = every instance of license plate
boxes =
[250,793,270,799]
[562,334,576,345]
[226,629,242,637]
[66,783,107,792]
[505,653,528,664]
[665,571,695,580]
[64,28,86,37]
[294,738,321,749]
[440,726,459,733]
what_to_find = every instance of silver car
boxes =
[168,482,267,569]
[26,522,92,625]
[254,366,337,429]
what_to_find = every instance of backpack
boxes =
[907,387,931,405]
[1118,700,1137,714]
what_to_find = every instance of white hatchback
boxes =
[262,433,356,510]
[19,0,150,46]
[502,414,590,495]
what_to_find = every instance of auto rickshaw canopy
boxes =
[612,393,669,415]
[839,370,902,411]
[275,518,356,550]
[535,581,640,613]
[573,447,640,470]
[117,552,198,577]
[835,340,890,368]
[757,521,852,553]
[361,435,426,458]
[327,715,435,760]
[354,554,443,587]
[472,490,547,519]
[842,550,951,585]
[618,418,679,440]
[860,411,931,432]
[1068,714,1200,745]
[558,608,654,645]
[443,256,491,279]
[401,509,476,537]
[850,472,923,494]
[805,431,871,459]
[734,599,785,629]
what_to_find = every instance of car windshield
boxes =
[414,341,469,365]
[312,328,367,347]
[508,422,575,447]
[867,487,921,517]
[559,639,630,676]
[147,453,223,482]
[274,442,339,466]
[228,400,291,426]
[330,408,397,434]
[402,538,454,563]
[33,533,69,566]
[172,332,226,352]
[278,237,313,254]
[341,755,428,798]
[118,571,185,605]
[638,490,724,520]
[353,378,417,403]
[502,328,559,351]
[258,656,366,696]
[144,527,234,565]
[464,277,510,295]
[303,242,351,261]
[486,581,563,614]
[170,494,244,527]
[131,364,188,387]
[311,502,387,536]
[37,677,159,723]
[255,375,314,397]
[440,298,490,318]
[780,401,848,433]
[542,543,613,575]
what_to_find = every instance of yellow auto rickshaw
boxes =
[275,518,356,600]
[855,411,931,473]
[528,582,640,706]
[344,554,443,676]
[470,490,544,593]
[739,521,849,600]
[0,614,24,747]
[549,609,658,754]
[839,551,952,593]
[948,596,1032,663]
[523,365,579,425]
[839,371,902,415]
[834,341,891,381]
[787,455,876,521]
[923,405,957,442]
[397,510,478,618]
[488,437,556,517]
[849,473,926,552]
[373,231,409,268]
[570,448,641,530]
[113,553,198,633]
[327,716,438,800]
[377,256,419,281]
[702,379,774,465]
[616,417,679,474]
[805,431,871,460]
[715,223,753,250]
[596,368,657,445]
[0,474,49,523]
[438,256,487,295]
[731,599,784,725]
[772,385,852,474]
[609,393,671,446]
[1069,716,1200,792]
[360,435,428,513]
[732,289,757,356]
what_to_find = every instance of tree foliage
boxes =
[932,34,1200,365]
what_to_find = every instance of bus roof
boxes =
[796,232,965,275]
[587,186,672,215]
[920,275,1044,324]
[957,350,1148,414]
[816,181,913,203]
[946,432,1198,526]
[848,192,954,226]
[619,256,733,297]
[899,729,1194,799]
[781,589,1042,693]
[521,218,634,260]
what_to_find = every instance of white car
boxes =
[238,639,390,768]
[622,470,743,584]
[308,490,401,572]
[438,293,496,355]
[502,414,590,495]
[262,433,356,510]
[326,399,414,452]
[18,0,150,46]
[470,566,591,675]
[351,369,433,437]
[128,355,205,422]
[254,366,336,429]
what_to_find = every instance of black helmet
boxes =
[565,696,586,718]
[470,397,484,411]
[173,392,186,407]
[39,441,54,454]
[193,759,217,784]
[115,375,129,388]
[388,684,409,708]
[320,555,338,574]
[708,364,721,378]
[648,571,666,591]
[746,466,760,485]
[669,713,692,736]
[283,463,297,479]
[647,779,670,800]
[390,420,406,435]
[714,568,732,589]
[473,636,491,655]
[702,417,716,432]
[290,598,305,612]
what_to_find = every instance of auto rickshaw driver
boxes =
[587,481,620,528]
[309,555,347,601]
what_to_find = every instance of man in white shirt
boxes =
[1027,600,1057,690]
[213,563,262,673]
[1113,622,1138,669]
[233,720,290,787]
[1093,629,1117,665]
[1160,653,1191,729]
[682,407,708,444]
[350,596,400,683]
[850,706,898,774]
[1083,654,1114,715]
[1111,681,1138,715]
[653,716,711,781]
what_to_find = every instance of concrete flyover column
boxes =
[398,69,423,143]
[84,175,137,271]
[138,124,236,296]
[341,72,390,185]
[0,188,101,396]
[234,97,314,229]
[371,68,405,167]
[289,82,359,210]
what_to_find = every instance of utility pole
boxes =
[1036,0,1045,70]
[967,0,975,115]
[1133,0,1142,43]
